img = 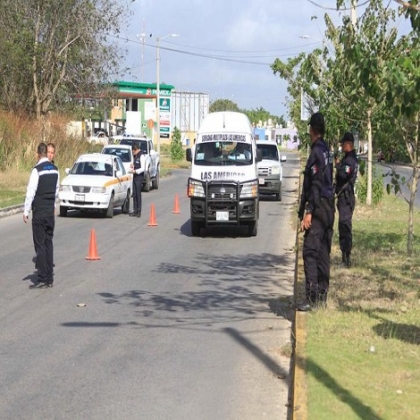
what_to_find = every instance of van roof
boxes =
[198,112,253,135]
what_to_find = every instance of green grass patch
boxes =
[306,194,420,420]
[0,190,26,208]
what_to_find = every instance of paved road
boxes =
[0,153,300,420]
[378,161,420,207]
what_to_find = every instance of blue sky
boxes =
[116,0,410,120]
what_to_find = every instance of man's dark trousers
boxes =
[303,198,335,301]
[337,194,353,254]
[132,174,144,215]
[32,214,55,284]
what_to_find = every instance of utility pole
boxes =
[351,0,357,27]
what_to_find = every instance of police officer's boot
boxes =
[345,252,351,268]
[317,291,328,308]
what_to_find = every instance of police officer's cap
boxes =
[308,112,325,134]
[339,132,354,144]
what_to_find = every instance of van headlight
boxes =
[91,187,106,194]
[188,179,205,197]
[240,180,258,198]
[271,166,280,175]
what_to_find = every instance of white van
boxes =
[186,111,261,237]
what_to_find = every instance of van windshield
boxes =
[194,141,252,166]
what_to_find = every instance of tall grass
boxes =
[0,111,97,181]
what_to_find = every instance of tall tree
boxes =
[209,99,240,113]
[0,0,131,118]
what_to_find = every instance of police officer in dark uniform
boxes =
[335,132,358,268]
[23,142,59,289]
[129,143,145,217]
[298,112,335,310]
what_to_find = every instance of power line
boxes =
[111,34,308,66]
[306,0,370,10]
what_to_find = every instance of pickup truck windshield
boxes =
[194,141,252,166]
[257,144,279,161]
[120,139,148,155]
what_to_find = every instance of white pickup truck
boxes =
[256,140,286,201]
[104,137,160,191]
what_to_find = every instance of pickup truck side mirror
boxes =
[65,168,70,175]
[256,149,263,162]
[280,155,287,162]
[116,170,123,177]
[186,148,192,162]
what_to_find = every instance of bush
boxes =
[356,160,384,205]
[170,127,184,161]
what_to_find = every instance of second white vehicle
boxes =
[256,140,286,201]
[101,144,134,175]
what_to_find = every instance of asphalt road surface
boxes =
[377,161,420,208]
[0,153,300,420]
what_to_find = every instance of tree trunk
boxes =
[367,107,373,205]
[407,112,419,256]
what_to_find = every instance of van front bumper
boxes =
[188,178,259,225]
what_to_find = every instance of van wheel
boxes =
[248,221,258,237]
[152,166,160,190]
[143,172,151,192]
[106,194,114,218]
[122,190,130,213]
[59,206,67,217]
[191,220,202,236]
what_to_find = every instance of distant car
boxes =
[87,131,109,146]
[58,153,131,218]
[101,144,133,175]
[256,140,286,201]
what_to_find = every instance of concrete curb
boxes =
[291,160,307,420]
[0,204,24,219]
[291,227,307,420]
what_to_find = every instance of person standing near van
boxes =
[23,143,59,289]
[335,132,358,268]
[297,112,335,310]
[129,144,146,217]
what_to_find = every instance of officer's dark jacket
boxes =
[335,149,358,196]
[301,137,334,213]
[32,160,59,217]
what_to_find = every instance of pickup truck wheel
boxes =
[143,172,151,192]
[59,206,68,217]
[106,193,114,218]
[276,184,282,201]
[122,189,130,213]
[191,220,202,236]
[152,166,160,190]
[248,220,258,237]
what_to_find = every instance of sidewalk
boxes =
[0,204,24,218]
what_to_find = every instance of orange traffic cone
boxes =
[86,228,101,260]
[173,193,181,214]
[148,203,158,227]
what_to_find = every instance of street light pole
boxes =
[155,33,179,155]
